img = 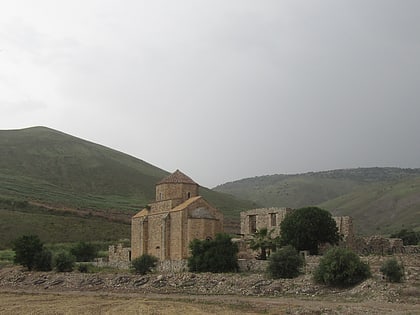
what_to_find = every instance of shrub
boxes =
[267,245,304,279]
[12,235,44,270]
[54,251,76,272]
[70,242,98,262]
[188,233,239,273]
[131,254,158,275]
[380,258,404,283]
[314,247,370,287]
[34,249,53,271]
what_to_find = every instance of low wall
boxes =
[157,260,188,273]
[237,259,268,272]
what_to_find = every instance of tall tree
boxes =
[280,207,339,255]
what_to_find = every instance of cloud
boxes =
[0,0,420,186]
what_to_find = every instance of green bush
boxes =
[54,251,76,272]
[314,247,371,287]
[70,242,98,262]
[267,245,304,279]
[34,249,53,271]
[131,254,158,275]
[380,258,404,283]
[188,233,238,273]
[13,235,44,271]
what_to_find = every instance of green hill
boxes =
[0,127,254,248]
[215,168,420,235]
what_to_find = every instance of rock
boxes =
[133,277,149,287]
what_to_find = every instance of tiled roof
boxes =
[170,196,202,212]
[132,208,149,218]
[157,169,198,185]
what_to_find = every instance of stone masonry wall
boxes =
[108,244,131,263]
[240,208,293,237]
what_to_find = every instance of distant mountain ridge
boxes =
[215,167,420,235]
[0,126,255,247]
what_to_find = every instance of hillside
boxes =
[215,168,420,235]
[0,127,255,247]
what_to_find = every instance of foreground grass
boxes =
[0,292,263,315]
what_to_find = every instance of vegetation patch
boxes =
[267,245,304,279]
[314,247,371,287]
[188,233,239,273]
[380,258,405,283]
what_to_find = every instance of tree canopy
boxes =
[280,207,339,255]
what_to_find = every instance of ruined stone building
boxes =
[131,170,223,261]
[240,207,294,238]
[240,208,355,247]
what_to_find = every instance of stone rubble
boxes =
[0,266,418,306]
[0,254,418,308]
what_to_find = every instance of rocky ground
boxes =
[0,254,419,314]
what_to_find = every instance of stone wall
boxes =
[157,259,189,273]
[238,259,268,272]
[333,216,355,247]
[240,207,293,237]
[108,244,131,263]
[354,235,406,255]
[155,183,198,203]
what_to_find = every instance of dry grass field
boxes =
[1,290,419,315]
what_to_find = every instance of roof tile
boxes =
[157,169,198,185]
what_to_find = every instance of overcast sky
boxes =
[1,1,419,187]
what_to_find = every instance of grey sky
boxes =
[1,1,419,187]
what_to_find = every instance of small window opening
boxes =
[270,213,277,226]
[249,215,257,234]
[187,192,191,199]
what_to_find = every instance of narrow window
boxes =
[187,192,191,199]
[160,192,163,200]
[249,215,257,234]
[270,213,276,226]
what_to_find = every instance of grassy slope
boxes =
[0,126,169,208]
[321,176,420,235]
[0,127,254,247]
[215,168,420,235]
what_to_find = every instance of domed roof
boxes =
[157,170,198,185]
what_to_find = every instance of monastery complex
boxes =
[121,170,414,266]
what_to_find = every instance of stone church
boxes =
[131,170,223,261]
